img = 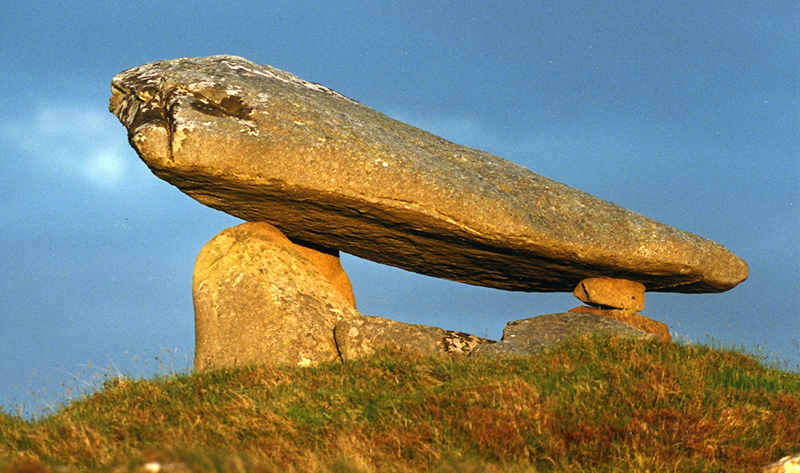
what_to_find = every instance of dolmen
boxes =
[109,55,748,370]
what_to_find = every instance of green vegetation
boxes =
[1,336,798,472]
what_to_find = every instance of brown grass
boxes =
[1,335,798,472]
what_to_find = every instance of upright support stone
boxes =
[193,221,360,371]
[290,239,357,310]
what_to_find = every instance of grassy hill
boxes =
[1,335,799,472]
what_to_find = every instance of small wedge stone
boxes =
[574,277,646,311]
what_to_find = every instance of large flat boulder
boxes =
[334,315,492,360]
[110,55,748,293]
[568,306,672,342]
[472,313,658,358]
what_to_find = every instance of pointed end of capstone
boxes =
[685,250,749,293]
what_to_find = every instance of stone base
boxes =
[335,315,493,361]
[568,306,672,342]
[473,312,658,358]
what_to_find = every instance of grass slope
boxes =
[1,335,799,472]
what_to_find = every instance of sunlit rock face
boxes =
[573,277,646,311]
[192,222,359,371]
[110,55,747,294]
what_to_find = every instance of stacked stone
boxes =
[110,55,748,369]
[192,222,659,366]
[569,277,671,342]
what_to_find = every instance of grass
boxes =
[1,335,798,472]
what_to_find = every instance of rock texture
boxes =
[335,315,492,360]
[574,277,646,311]
[110,55,748,294]
[290,239,356,309]
[763,453,800,473]
[568,306,672,342]
[474,312,657,358]
[193,221,359,370]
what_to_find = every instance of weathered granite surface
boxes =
[568,306,672,342]
[110,55,748,293]
[473,312,658,358]
[574,277,646,311]
[193,222,359,370]
[763,453,800,473]
[335,315,493,360]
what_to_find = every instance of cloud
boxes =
[81,146,129,188]
[0,101,135,189]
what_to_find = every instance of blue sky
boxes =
[1,1,797,417]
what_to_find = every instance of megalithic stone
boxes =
[109,55,748,293]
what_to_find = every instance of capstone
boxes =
[109,55,748,295]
